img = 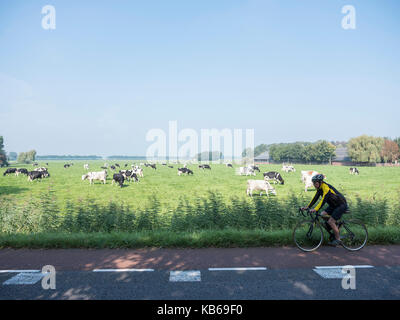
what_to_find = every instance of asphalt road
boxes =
[0,246,399,300]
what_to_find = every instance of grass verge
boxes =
[0,226,399,249]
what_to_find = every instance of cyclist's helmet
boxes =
[312,174,324,183]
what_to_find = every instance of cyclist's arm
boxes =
[313,184,330,211]
[307,189,321,209]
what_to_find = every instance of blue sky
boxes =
[0,0,399,156]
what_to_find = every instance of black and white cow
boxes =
[16,168,29,176]
[199,164,211,170]
[178,168,193,175]
[119,170,139,182]
[226,163,233,168]
[349,167,359,175]
[250,165,260,173]
[28,170,49,181]
[3,168,17,176]
[112,173,124,187]
[168,166,174,168]
[64,164,71,169]
[263,171,284,185]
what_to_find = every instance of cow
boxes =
[149,164,156,170]
[16,168,29,176]
[84,164,89,170]
[110,165,116,171]
[168,166,174,168]
[263,171,285,185]
[3,168,17,176]
[282,165,295,173]
[238,167,256,176]
[178,168,193,176]
[82,171,107,185]
[246,180,276,197]
[115,163,120,168]
[119,170,139,182]
[112,173,124,187]
[100,166,108,170]
[32,163,39,167]
[250,165,260,172]
[199,164,211,170]
[226,163,233,168]
[124,163,129,167]
[64,164,70,169]
[28,170,49,181]
[350,167,359,175]
[131,166,144,178]
[34,167,48,172]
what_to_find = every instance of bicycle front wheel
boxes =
[293,220,324,252]
[339,219,368,251]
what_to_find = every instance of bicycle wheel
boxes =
[293,220,324,252]
[339,219,368,251]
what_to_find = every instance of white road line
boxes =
[0,270,41,273]
[313,265,374,279]
[314,265,374,269]
[208,267,267,271]
[3,272,44,285]
[93,269,154,272]
[169,270,201,282]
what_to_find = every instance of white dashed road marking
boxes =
[0,270,40,273]
[208,267,267,271]
[93,269,154,272]
[169,271,201,282]
[3,272,44,285]
[313,265,374,279]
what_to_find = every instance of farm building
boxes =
[332,147,353,166]
[254,151,270,164]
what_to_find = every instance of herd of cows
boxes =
[2,161,361,196]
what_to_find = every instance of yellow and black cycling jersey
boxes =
[307,182,347,212]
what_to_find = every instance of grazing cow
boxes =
[168,166,174,168]
[28,170,49,181]
[3,168,17,176]
[64,164,70,169]
[100,166,108,170]
[250,165,260,172]
[124,164,128,167]
[32,163,39,167]
[282,165,295,173]
[112,173,124,187]
[178,168,193,175]
[131,166,144,178]
[82,171,107,185]
[16,168,29,176]
[263,171,285,185]
[110,165,116,171]
[246,180,276,197]
[238,167,256,176]
[84,164,89,170]
[115,163,120,168]
[199,164,211,170]
[349,167,359,175]
[119,170,139,182]
[149,164,156,170]
[226,163,233,168]
[34,167,48,172]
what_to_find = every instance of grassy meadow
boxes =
[0,161,399,247]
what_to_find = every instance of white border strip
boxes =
[314,265,374,269]
[209,267,267,271]
[93,269,154,272]
[0,270,41,273]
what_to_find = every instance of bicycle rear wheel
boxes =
[339,219,368,251]
[293,220,324,252]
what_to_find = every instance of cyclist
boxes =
[301,174,348,246]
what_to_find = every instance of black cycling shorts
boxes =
[325,203,348,221]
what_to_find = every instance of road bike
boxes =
[293,207,368,252]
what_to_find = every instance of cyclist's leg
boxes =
[328,204,347,241]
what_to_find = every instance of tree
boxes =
[394,137,400,150]
[8,152,17,161]
[347,135,384,163]
[17,150,37,164]
[381,139,400,163]
[0,136,9,167]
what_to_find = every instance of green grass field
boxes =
[1,161,399,211]
[0,161,399,247]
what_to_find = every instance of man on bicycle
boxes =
[301,174,348,246]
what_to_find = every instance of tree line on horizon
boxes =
[1,135,399,166]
